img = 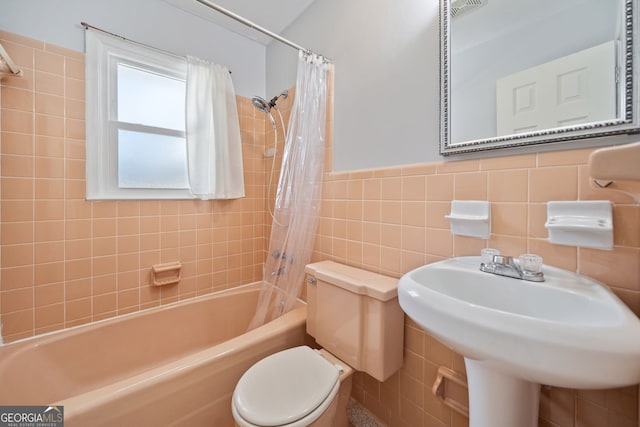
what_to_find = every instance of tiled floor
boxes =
[348,399,386,427]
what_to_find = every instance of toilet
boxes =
[232,261,404,427]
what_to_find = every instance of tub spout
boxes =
[270,266,286,276]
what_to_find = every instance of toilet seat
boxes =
[232,346,341,427]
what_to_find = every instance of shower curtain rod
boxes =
[194,0,330,62]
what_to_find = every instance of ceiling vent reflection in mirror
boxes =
[451,0,487,18]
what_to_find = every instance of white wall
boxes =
[266,0,442,171]
[0,0,266,97]
[268,0,635,171]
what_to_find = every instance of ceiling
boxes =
[164,0,316,45]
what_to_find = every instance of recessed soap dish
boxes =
[545,201,613,250]
[151,261,182,286]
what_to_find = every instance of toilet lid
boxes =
[233,346,340,426]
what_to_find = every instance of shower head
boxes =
[251,90,289,114]
[252,96,277,127]
[252,96,271,114]
[253,91,288,129]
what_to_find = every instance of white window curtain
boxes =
[185,56,245,199]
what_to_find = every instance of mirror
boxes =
[440,0,640,156]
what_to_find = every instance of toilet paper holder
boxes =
[432,366,469,418]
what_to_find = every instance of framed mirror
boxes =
[440,0,640,156]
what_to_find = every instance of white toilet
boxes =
[232,261,404,427]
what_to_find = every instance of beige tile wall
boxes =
[0,31,271,342]
[313,155,640,426]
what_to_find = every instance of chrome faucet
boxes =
[480,255,545,282]
[270,266,286,277]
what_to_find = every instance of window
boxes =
[85,30,192,199]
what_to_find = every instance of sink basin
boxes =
[399,256,640,388]
[399,256,640,427]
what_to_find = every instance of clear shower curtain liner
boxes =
[248,51,331,329]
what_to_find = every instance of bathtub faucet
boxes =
[272,249,293,264]
[270,266,286,276]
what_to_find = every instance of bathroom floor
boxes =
[348,399,386,427]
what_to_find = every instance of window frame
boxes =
[85,30,194,200]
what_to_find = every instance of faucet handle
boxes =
[518,254,545,282]
[480,248,501,264]
[518,254,543,274]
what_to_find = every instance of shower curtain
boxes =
[249,51,331,329]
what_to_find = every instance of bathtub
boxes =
[0,283,307,426]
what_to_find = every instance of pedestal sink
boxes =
[398,256,640,427]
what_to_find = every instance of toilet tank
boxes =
[305,261,404,382]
